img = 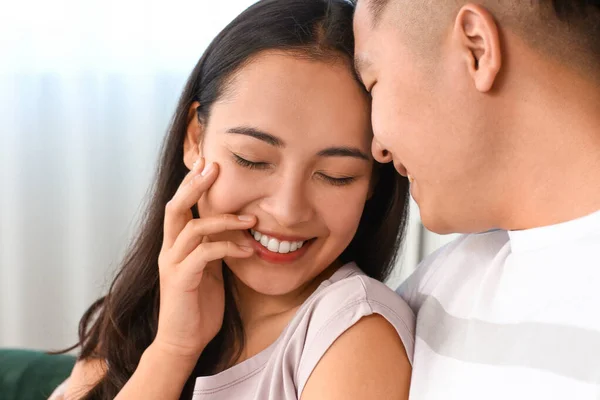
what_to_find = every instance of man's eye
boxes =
[233,153,270,170]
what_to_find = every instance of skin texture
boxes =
[60,52,411,400]
[354,0,600,234]
[300,314,411,400]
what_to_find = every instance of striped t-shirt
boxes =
[398,209,600,400]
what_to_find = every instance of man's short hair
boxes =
[366,0,391,27]
[367,0,600,23]
[550,0,600,20]
[364,0,600,68]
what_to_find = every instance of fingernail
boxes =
[238,215,254,221]
[201,162,215,176]
[239,245,253,253]
[192,158,202,171]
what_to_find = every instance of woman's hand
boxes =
[153,158,256,360]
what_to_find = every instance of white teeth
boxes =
[260,235,269,247]
[279,241,291,254]
[267,238,279,252]
[250,229,306,254]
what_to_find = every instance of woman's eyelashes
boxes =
[233,153,270,170]
[317,174,356,186]
[232,153,358,186]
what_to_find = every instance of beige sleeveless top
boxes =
[49,263,414,400]
[191,262,415,400]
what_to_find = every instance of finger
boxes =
[181,157,205,186]
[162,158,205,248]
[163,162,219,249]
[176,241,253,286]
[170,214,257,263]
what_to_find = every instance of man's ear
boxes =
[453,4,502,92]
[183,101,204,170]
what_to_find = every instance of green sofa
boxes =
[0,349,75,400]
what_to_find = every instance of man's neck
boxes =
[499,64,600,231]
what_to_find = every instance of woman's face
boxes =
[186,52,373,296]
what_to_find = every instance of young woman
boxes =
[51,0,414,399]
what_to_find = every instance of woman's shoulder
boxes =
[303,262,415,346]
[299,312,412,400]
[290,263,414,397]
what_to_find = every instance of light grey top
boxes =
[191,262,415,400]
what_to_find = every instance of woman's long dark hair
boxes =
[59,0,410,398]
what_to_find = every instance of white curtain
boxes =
[0,0,456,351]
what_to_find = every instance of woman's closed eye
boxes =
[233,153,270,170]
[317,173,356,186]
[233,153,358,187]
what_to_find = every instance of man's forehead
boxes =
[354,0,372,29]
[355,0,390,30]
[354,1,380,67]
[353,54,372,76]
[353,0,374,47]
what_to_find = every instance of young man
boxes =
[353,1,600,399]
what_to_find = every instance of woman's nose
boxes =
[260,179,314,228]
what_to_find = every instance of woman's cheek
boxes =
[319,186,368,241]
[330,201,364,241]
[200,166,259,216]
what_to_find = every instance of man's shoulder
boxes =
[396,230,510,310]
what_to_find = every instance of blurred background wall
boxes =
[0,0,457,351]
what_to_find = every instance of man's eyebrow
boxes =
[225,126,285,147]
[353,55,371,85]
[318,146,370,161]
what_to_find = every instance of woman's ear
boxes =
[183,101,205,170]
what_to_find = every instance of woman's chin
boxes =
[224,257,317,297]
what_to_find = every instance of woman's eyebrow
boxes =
[318,147,370,161]
[226,126,284,147]
[226,126,369,161]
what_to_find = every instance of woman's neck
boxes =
[229,261,341,364]
[235,262,339,328]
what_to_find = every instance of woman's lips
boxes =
[245,230,314,264]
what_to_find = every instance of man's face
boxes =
[353,0,503,233]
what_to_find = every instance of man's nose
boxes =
[371,138,393,164]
